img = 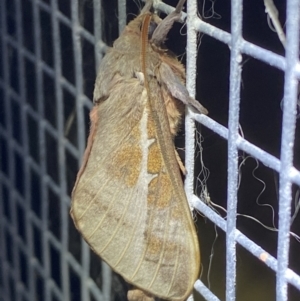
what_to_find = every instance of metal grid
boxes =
[0,1,299,301]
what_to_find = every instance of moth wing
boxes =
[71,78,200,301]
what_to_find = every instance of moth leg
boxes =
[175,149,187,175]
[151,0,187,46]
[127,288,155,301]
[141,0,153,14]
[159,62,208,114]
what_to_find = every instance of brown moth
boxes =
[71,0,207,300]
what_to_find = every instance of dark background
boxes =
[1,0,299,300]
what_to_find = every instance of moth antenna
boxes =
[140,14,152,92]
[132,0,142,11]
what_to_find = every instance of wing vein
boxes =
[86,178,126,240]
[166,213,182,296]
[76,117,142,192]
[130,194,156,281]
[114,189,145,267]
[77,176,111,220]
[148,203,171,289]
[100,185,136,254]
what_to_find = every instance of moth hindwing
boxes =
[71,1,206,300]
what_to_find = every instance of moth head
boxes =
[146,18,159,39]
[139,14,162,40]
[116,1,184,52]
[122,13,160,36]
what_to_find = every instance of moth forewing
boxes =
[71,1,206,300]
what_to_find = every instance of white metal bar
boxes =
[194,280,221,301]
[93,0,104,69]
[15,0,35,300]
[226,0,243,300]
[50,0,70,299]
[276,0,300,300]
[193,113,300,186]
[102,261,112,301]
[193,18,286,72]
[92,5,113,299]
[0,0,10,299]
[0,0,22,299]
[70,1,91,300]
[118,0,127,34]
[185,0,198,206]
[191,194,300,291]
[32,0,51,300]
[37,0,97,45]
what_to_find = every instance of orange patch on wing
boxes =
[171,203,182,219]
[147,234,162,257]
[112,144,142,186]
[147,143,162,174]
[111,123,142,186]
[148,175,172,208]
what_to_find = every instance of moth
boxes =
[71,0,208,300]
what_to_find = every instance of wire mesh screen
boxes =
[0,0,300,301]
